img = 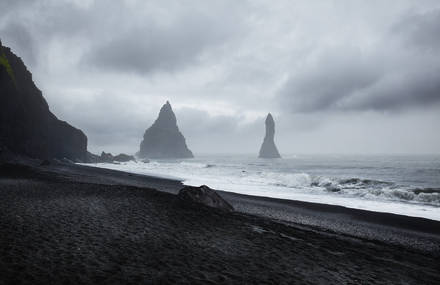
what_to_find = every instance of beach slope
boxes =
[0,161,439,284]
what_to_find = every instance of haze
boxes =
[1,0,439,155]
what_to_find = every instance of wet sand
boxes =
[0,161,439,284]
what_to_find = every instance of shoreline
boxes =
[1,160,439,283]
[28,161,440,250]
[79,164,440,235]
[82,161,440,222]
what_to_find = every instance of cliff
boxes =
[0,40,88,161]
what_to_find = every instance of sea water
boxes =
[83,154,440,221]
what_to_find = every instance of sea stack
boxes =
[0,40,87,161]
[258,113,281,158]
[138,101,193,159]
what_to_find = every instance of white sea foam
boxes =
[80,155,440,221]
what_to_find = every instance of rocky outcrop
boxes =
[177,185,234,212]
[113,153,136,162]
[138,101,193,159]
[258,113,281,158]
[0,40,87,161]
[86,151,135,163]
[99,152,114,163]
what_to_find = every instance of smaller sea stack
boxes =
[258,113,281,158]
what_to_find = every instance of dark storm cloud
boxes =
[85,6,243,74]
[279,8,440,113]
[348,68,440,111]
[0,0,93,67]
[279,48,381,112]
[1,0,99,36]
[392,8,440,51]
[86,21,228,74]
[35,3,92,37]
[1,0,246,73]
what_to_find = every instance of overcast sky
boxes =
[1,0,440,155]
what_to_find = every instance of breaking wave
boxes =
[85,158,440,210]
[178,161,216,168]
[245,171,440,207]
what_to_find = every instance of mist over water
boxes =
[85,154,440,221]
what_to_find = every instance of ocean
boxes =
[83,154,440,221]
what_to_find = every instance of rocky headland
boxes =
[0,40,87,162]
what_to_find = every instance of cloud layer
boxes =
[1,0,439,154]
[278,7,440,113]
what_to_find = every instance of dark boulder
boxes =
[177,185,234,212]
[0,41,87,161]
[138,101,193,159]
[258,113,281,158]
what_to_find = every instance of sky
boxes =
[1,0,440,155]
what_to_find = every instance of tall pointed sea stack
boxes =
[258,113,281,158]
[138,101,193,159]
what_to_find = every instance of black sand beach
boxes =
[1,161,440,284]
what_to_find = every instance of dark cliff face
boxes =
[0,41,88,161]
[258,113,281,158]
[138,101,193,159]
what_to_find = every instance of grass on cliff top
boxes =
[0,48,16,86]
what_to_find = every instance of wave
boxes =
[337,178,393,187]
[313,177,440,207]
[179,161,216,168]
[411,188,440,194]
[243,172,440,207]
[90,160,440,207]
